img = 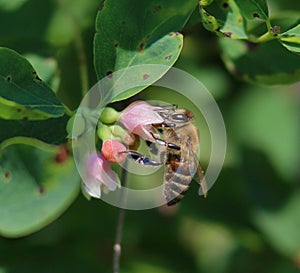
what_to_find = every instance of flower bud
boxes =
[97,124,112,140]
[100,107,120,124]
[110,125,134,145]
[101,139,127,164]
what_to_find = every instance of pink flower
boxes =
[120,101,164,140]
[83,152,120,198]
[101,139,127,163]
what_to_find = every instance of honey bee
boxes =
[121,106,207,206]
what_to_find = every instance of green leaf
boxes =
[246,14,300,38]
[199,0,214,6]
[46,0,101,46]
[235,0,268,20]
[199,6,220,32]
[230,86,300,180]
[253,191,300,257]
[280,24,300,54]
[0,114,70,146]
[0,47,65,120]
[239,147,300,257]
[179,218,239,273]
[25,54,60,93]
[109,33,183,102]
[219,38,300,85]
[0,144,80,237]
[0,0,54,56]
[0,0,28,11]
[94,0,198,102]
[199,0,248,39]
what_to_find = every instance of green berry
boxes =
[97,124,112,140]
[100,107,120,124]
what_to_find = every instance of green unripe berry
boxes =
[100,107,120,124]
[97,124,112,140]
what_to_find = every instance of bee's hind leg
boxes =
[119,151,162,166]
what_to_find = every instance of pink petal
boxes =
[84,153,119,198]
[130,124,155,140]
[120,101,163,140]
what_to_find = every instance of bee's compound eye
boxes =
[171,113,188,122]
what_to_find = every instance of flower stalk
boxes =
[113,164,128,273]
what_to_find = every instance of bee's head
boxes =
[169,109,194,123]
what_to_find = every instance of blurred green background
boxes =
[0,0,300,272]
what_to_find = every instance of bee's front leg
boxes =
[119,151,162,166]
[150,132,180,151]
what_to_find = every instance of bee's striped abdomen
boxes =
[164,153,194,206]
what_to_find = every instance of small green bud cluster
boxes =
[97,107,134,145]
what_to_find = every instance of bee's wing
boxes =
[195,159,208,197]
[186,143,208,198]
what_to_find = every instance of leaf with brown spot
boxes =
[94,0,198,102]
[0,144,80,238]
[199,0,248,39]
[220,37,300,85]
[0,47,65,120]
[235,0,269,20]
